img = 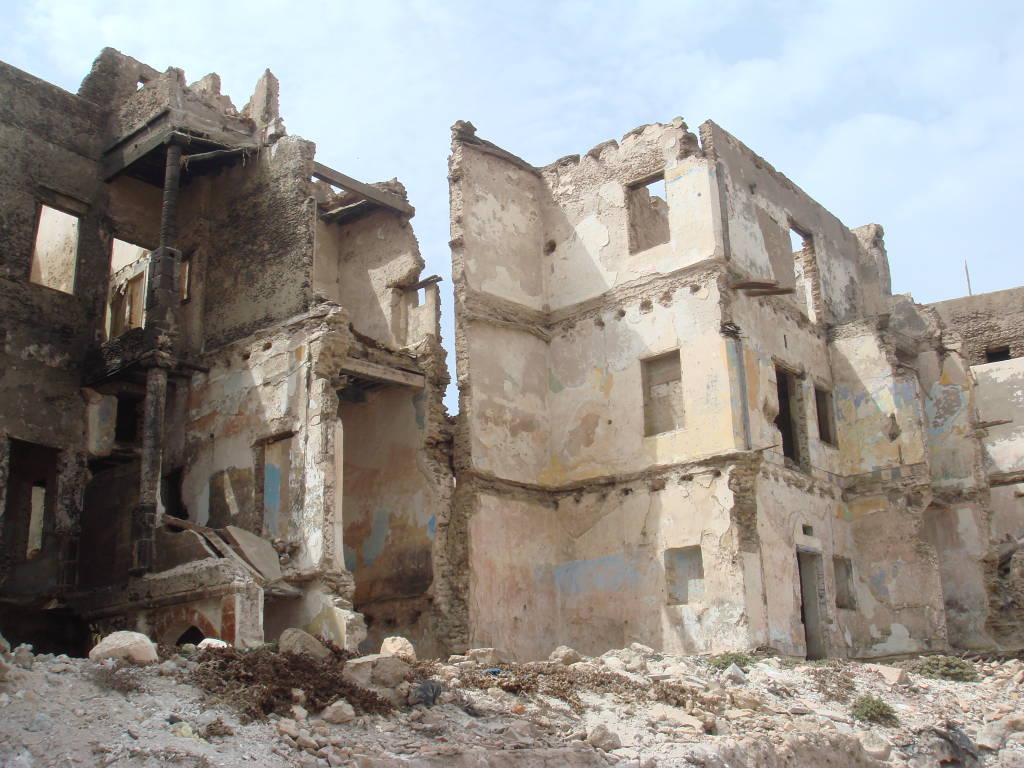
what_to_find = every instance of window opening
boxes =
[161,468,187,520]
[802,524,814,536]
[3,440,59,565]
[664,546,704,604]
[627,174,670,253]
[985,346,1012,364]
[106,238,151,338]
[833,556,856,609]
[258,435,292,538]
[27,484,47,559]
[815,387,837,446]
[642,350,683,436]
[30,205,79,293]
[115,394,142,443]
[774,366,802,464]
[179,253,192,303]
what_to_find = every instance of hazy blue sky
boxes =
[3,0,1022,409]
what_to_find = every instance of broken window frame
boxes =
[641,349,684,436]
[29,203,81,294]
[773,363,807,468]
[626,172,671,254]
[664,545,705,605]
[105,237,153,339]
[814,386,837,447]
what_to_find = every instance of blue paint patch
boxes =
[263,463,281,532]
[361,508,390,566]
[427,515,436,539]
[412,392,425,429]
[548,369,564,393]
[343,545,358,571]
[869,570,890,600]
[554,554,639,595]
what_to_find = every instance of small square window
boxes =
[665,546,704,604]
[642,350,683,436]
[627,174,670,254]
[815,387,837,446]
[985,346,1011,364]
[30,205,79,293]
[802,524,814,536]
[833,556,856,609]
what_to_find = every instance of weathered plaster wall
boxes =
[702,121,889,325]
[340,383,444,654]
[544,273,733,483]
[930,287,1024,366]
[538,121,715,311]
[313,206,424,348]
[974,358,1024,477]
[202,137,316,348]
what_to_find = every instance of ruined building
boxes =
[0,50,455,656]
[1,50,1022,662]
[449,120,1024,660]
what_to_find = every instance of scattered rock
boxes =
[321,699,356,724]
[723,663,747,684]
[197,637,229,649]
[0,632,10,654]
[549,645,582,665]
[977,714,1024,750]
[277,717,300,739]
[278,628,331,660]
[342,653,411,688]
[88,631,158,665]
[290,704,308,721]
[864,663,908,686]
[379,636,416,662]
[856,730,892,761]
[12,645,33,670]
[649,703,705,732]
[587,723,622,751]
[465,648,503,665]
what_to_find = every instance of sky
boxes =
[3,0,1022,410]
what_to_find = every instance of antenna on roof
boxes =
[965,260,973,296]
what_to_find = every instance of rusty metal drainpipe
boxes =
[131,141,182,574]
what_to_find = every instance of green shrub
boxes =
[706,652,756,671]
[851,695,898,726]
[906,655,977,682]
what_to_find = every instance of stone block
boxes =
[279,628,331,660]
[305,605,366,653]
[88,631,157,664]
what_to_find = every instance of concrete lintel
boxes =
[340,357,425,389]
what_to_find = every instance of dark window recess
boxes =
[802,524,814,536]
[642,350,684,436]
[664,546,704,604]
[833,556,856,609]
[3,440,59,564]
[115,395,142,443]
[985,346,1012,364]
[176,626,205,645]
[627,174,670,253]
[774,366,802,464]
[161,468,187,520]
[815,387,837,446]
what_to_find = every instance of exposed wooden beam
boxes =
[312,162,414,217]
[101,113,173,180]
[340,357,425,389]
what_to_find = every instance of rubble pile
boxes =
[1,631,1024,766]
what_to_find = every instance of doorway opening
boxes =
[796,549,826,659]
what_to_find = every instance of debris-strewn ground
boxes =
[2,641,1024,767]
